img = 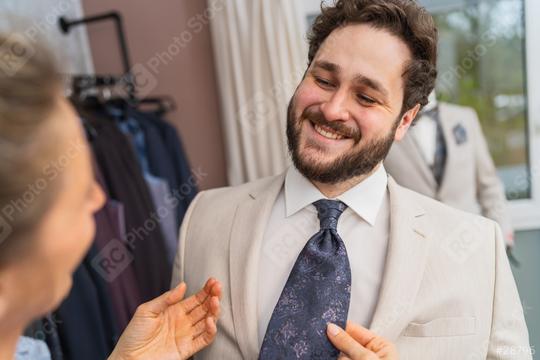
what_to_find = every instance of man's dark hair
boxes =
[308,0,438,116]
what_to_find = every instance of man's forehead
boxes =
[313,24,411,88]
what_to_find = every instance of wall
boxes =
[81,0,227,190]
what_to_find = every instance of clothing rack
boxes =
[58,11,136,100]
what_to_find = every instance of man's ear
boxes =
[394,104,421,141]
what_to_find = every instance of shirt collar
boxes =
[284,164,388,226]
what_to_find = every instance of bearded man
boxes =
[171,0,530,359]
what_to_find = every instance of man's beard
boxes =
[286,98,399,185]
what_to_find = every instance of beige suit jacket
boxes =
[171,173,530,360]
[384,102,513,239]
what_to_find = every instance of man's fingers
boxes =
[327,323,376,360]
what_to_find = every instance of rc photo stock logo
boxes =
[0,215,13,246]
[0,33,36,77]
[129,63,159,99]
[91,238,134,282]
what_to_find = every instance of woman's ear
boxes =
[394,104,421,141]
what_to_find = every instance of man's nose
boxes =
[320,89,350,122]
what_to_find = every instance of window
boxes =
[424,0,540,229]
[429,0,529,199]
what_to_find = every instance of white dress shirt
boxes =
[257,165,390,345]
[411,114,437,166]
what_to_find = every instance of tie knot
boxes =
[313,199,347,230]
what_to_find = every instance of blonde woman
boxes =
[0,35,221,360]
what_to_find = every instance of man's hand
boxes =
[109,278,222,360]
[327,321,398,360]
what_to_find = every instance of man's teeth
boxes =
[314,124,345,140]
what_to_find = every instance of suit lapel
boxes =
[369,178,432,340]
[401,131,438,189]
[229,173,286,359]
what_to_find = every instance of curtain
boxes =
[208,0,308,185]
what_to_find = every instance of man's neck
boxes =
[312,163,382,198]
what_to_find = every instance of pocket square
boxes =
[453,124,467,145]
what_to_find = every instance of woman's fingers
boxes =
[345,322,377,347]
[184,317,217,357]
[178,317,217,359]
[165,283,188,306]
[327,323,377,360]
[346,322,397,356]
[136,283,187,315]
[186,295,221,326]
[209,296,221,318]
[190,318,209,339]
[181,279,215,312]
[210,280,223,299]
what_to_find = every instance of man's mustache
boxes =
[301,108,362,143]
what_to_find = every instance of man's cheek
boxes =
[295,83,324,109]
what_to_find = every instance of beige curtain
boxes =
[208,0,308,185]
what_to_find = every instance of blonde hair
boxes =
[0,33,63,265]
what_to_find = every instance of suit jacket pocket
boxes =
[403,317,476,337]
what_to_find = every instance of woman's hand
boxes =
[327,322,398,360]
[109,278,222,360]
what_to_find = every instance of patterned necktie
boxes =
[259,200,351,359]
[424,106,447,186]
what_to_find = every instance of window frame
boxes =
[510,0,540,230]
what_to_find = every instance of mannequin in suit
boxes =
[384,91,514,246]
[172,0,530,359]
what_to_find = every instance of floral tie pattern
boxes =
[259,200,351,359]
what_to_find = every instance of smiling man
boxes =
[172,0,531,359]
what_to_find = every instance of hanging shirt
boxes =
[15,337,51,360]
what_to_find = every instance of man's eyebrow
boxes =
[313,60,340,73]
[353,74,389,99]
[313,60,390,101]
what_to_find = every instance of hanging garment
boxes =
[135,110,198,226]
[24,314,63,360]
[93,198,141,331]
[54,244,119,360]
[144,173,178,265]
[83,108,171,301]
[15,337,51,360]
[92,158,142,331]
[110,111,180,265]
